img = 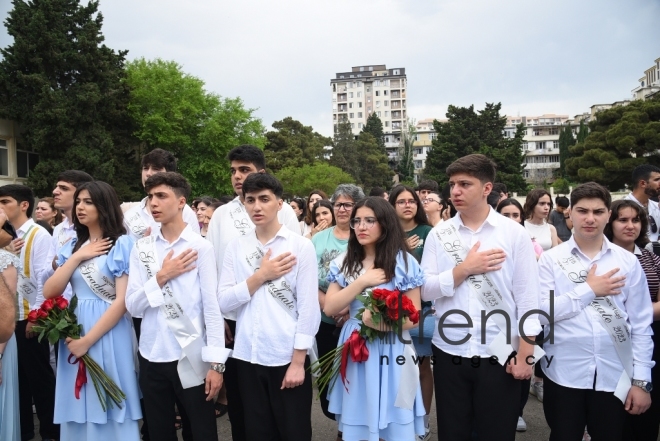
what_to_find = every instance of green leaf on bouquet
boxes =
[38,328,46,343]
[48,329,60,345]
[69,295,78,313]
[56,318,68,330]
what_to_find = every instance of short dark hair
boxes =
[492,183,508,195]
[142,148,177,172]
[242,173,283,198]
[570,182,611,209]
[604,199,649,248]
[555,196,570,208]
[487,191,501,209]
[369,187,386,197]
[56,170,94,188]
[227,145,266,171]
[0,184,35,217]
[631,164,660,189]
[417,180,439,192]
[446,154,496,184]
[144,172,191,200]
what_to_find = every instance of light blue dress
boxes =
[327,251,426,441]
[0,251,20,441]
[54,236,141,441]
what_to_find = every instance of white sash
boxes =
[57,225,71,249]
[244,235,298,320]
[229,203,252,236]
[125,207,149,238]
[17,226,39,308]
[556,250,634,403]
[136,235,208,388]
[77,246,116,304]
[435,222,545,364]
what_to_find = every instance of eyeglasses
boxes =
[395,199,417,207]
[333,202,355,211]
[422,199,440,205]
[349,217,378,229]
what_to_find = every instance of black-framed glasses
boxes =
[334,202,355,211]
[349,217,377,229]
[395,199,417,207]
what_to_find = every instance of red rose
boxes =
[385,293,399,310]
[41,299,55,312]
[27,309,39,323]
[37,309,48,320]
[55,296,68,310]
[400,295,414,310]
[409,310,420,324]
[371,289,390,301]
[387,307,400,321]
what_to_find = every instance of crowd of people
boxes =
[0,144,658,441]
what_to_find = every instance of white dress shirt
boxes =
[625,193,660,242]
[123,197,200,240]
[41,217,76,301]
[538,236,654,391]
[125,224,229,364]
[421,208,542,358]
[207,196,301,320]
[218,226,320,367]
[16,219,53,319]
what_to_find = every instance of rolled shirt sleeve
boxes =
[292,241,321,351]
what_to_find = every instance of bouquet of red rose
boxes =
[28,295,126,411]
[310,288,419,395]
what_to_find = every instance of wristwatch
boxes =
[632,379,653,393]
[210,363,225,374]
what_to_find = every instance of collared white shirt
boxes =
[218,226,320,367]
[42,217,76,300]
[125,224,229,364]
[538,236,654,391]
[421,208,542,358]
[625,193,660,242]
[207,196,301,320]
[123,197,200,241]
[16,219,53,319]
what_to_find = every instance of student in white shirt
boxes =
[126,172,229,441]
[218,173,320,441]
[421,154,541,440]
[206,144,300,441]
[538,182,654,440]
[0,184,58,441]
[625,164,660,243]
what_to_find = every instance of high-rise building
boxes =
[632,57,660,101]
[330,65,407,142]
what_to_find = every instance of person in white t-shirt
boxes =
[625,164,660,243]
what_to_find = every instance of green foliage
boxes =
[552,178,571,194]
[264,117,331,174]
[558,124,576,176]
[423,103,527,193]
[0,0,141,199]
[125,58,265,197]
[361,113,386,153]
[330,119,360,179]
[276,163,353,198]
[566,97,660,190]
[577,120,589,143]
[397,120,415,182]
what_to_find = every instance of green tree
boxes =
[566,97,660,190]
[577,120,589,143]
[423,103,527,193]
[263,117,331,173]
[276,163,353,198]
[330,118,360,180]
[397,120,416,182]
[355,132,393,189]
[558,124,576,176]
[125,58,265,196]
[361,113,386,153]
[0,0,141,199]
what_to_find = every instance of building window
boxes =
[552,140,559,149]
[369,66,373,71]
[339,75,344,79]
[385,121,390,127]
[350,74,354,78]
[349,113,354,118]
[549,128,558,135]
[393,69,400,75]
[358,123,363,128]
[366,87,371,93]
[375,80,380,87]
[352,123,355,129]
[384,100,389,106]
[348,82,352,89]
[349,92,353,98]
[385,111,389,117]
[375,91,380,96]
[358,112,363,118]
[523,142,528,150]
[376,101,380,108]
[430,133,437,140]
[536,141,545,150]
[0,140,8,176]
[357,82,362,87]
[358,102,362,108]
[357,92,362,98]
[349,103,353,109]
[383,90,388,95]
[17,143,39,178]
[377,111,381,117]
[357,74,362,78]
[360,67,364,72]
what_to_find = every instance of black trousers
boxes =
[138,354,217,441]
[315,320,340,421]
[225,319,246,441]
[236,357,312,441]
[544,376,626,441]
[432,345,520,441]
[15,319,59,441]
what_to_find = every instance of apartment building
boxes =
[330,64,407,140]
[410,118,445,182]
[0,118,38,186]
[632,57,660,101]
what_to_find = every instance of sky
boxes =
[1,0,658,137]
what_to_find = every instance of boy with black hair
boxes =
[538,182,654,440]
[123,148,199,240]
[126,172,229,441]
[417,179,439,200]
[206,144,300,441]
[0,184,58,441]
[548,196,572,242]
[368,186,388,199]
[218,173,320,441]
[421,154,541,440]
[625,164,660,242]
[492,182,509,205]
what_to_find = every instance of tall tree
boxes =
[125,58,265,197]
[576,120,589,143]
[397,120,416,182]
[276,163,353,198]
[558,124,576,176]
[355,132,393,190]
[566,96,660,190]
[263,117,331,173]
[361,113,386,153]
[0,0,141,199]
[330,118,360,180]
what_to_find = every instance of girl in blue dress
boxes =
[324,196,426,441]
[44,181,141,441]
[0,250,20,441]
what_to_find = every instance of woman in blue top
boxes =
[324,196,426,441]
[0,250,20,441]
[44,181,141,441]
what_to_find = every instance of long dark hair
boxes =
[496,198,525,226]
[604,199,650,249]
[341,197,409,282]
[524,189,552,220]
[72,181,126,253]
[388,185,429,227]
[291,197,306,222]
[312,200,336,227]
[304,189,328,225]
